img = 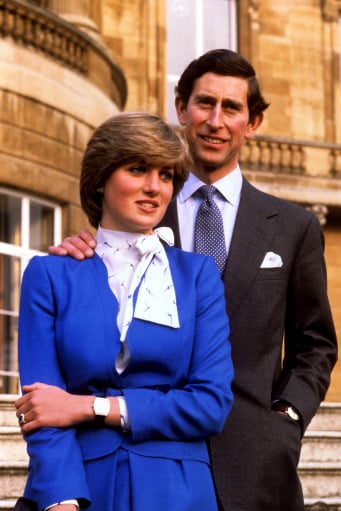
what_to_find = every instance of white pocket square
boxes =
[260,252,283,268]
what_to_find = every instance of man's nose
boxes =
[207,106,223,128]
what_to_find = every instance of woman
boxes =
[15,112,233,511]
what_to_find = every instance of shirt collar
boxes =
[96,226,142,249]
[96,225,174,250]
[179,166,243,206]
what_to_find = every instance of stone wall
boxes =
[0,0,340,397]
[100,0,166,115]
[0,0,126,238]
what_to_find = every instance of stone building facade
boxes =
[0,0,340,399]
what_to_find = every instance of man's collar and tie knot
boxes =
[194,185,227,274]
[196,184,218,204]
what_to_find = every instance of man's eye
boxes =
[198,98,212,106]
[223,103,241,112]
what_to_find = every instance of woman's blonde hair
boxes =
[80,111,191,228]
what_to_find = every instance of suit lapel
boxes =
[159,179,280,316]
[158,198,182,248]
[223,178,279,315]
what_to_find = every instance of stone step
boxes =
[304,497,341,511]
[0,427,28,462]
[0,462,27,499]
[300,431,341,462]
[0,499,20,511]
[0,453,340,507]
[0,395,19,427]
[1,399,340,508]
[299,462,341,499]
[307,403,341,431]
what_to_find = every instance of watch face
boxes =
[93,397,110,417]
[287,407,300,421]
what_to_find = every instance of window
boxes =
[166,0,238,123]
[0,189,61,394]
[339,15,341,82]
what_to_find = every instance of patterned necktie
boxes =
[194,185,227,274]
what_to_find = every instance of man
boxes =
[50,50,337,511]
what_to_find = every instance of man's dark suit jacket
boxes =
[160,177,338,511]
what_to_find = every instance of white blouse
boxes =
[95,226,180,373]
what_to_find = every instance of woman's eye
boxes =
[161,169,174,181]
[129,166,145,174]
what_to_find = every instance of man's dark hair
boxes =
[175,49,269,121]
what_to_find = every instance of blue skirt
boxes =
[84,447,218,511]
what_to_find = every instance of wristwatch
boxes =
[92,397,110,420]
[272,401,301,422]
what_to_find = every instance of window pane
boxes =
[0,254,20,394]
[166,0,237,123]
[0,193,21,245]
[0,189,60,394]
[0,253,20,312]
[167,0,197,76]
[203,0,230,51]
[339,14,341,81]
[30,201,55,251]
[167,78,179,125]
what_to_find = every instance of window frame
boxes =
[166,0,238,123]
[0,187,62,395]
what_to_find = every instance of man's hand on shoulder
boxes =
[48,229,96,260]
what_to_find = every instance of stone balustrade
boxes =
[0,0,127,108]
[241,135,341,179]
[0,0,88,72]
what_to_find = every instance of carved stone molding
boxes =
[0,0,127,108]
[0,0,89,73]
[240,135,341,177]
[322,0,340,22]
[46,0,101,39]
[248,0,260,12]
[305,204,329,226]
[248,0,260,29]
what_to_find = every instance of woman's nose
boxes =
[144,171,160,193]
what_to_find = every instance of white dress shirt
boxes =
[177,166,242,254]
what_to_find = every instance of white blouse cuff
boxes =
[45,499,79,510]
[117,395,130,432]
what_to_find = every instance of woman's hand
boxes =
[15,382,93,432]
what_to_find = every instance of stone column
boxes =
[46,0,101,40]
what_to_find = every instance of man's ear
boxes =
[175,96,187,126]
[245,113,263,139]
